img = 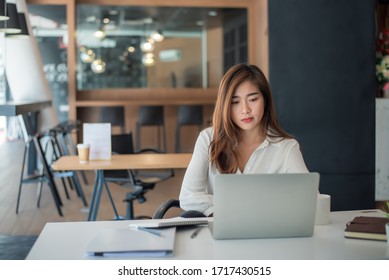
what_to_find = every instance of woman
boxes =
[179,64,308,217]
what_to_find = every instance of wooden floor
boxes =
[0,139,183,236]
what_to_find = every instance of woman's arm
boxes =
[284,139,309,173]
[179,129,214,216]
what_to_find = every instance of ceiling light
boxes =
[127,46,136,53]
[150,30,164,42]
[140,40,154,52]
[0,3,21,34]
[6,12,29,38]
[142,53,155,67]
[91,58,106,74]
[80,48,96,63]
[0,0,10,21]
[94,28,106,39]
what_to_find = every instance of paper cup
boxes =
[77,143,90,163]
[315,194,331,225]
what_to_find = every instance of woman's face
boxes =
[230,80,265,133]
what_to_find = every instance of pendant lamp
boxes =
[6,12,29,37]
[0,0,10,21]
[0,3,21,34]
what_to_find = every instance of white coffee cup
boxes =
[315,194,331,225]
[77,143,90,163]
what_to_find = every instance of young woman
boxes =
[179,64,309,217]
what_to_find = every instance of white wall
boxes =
[0,0,57,130]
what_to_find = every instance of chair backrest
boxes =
[99,107,125,128]
[111,133,135,155]
[138,106,164,126]
[177,105,203,126]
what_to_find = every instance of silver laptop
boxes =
[211,173,320,240]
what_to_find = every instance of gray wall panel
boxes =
[268,0,376,210]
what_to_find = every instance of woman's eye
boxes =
[231,100,239,104]
[249,97,258,102]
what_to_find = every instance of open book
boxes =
[344,216,388,241]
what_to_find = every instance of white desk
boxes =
[27,210,389,260]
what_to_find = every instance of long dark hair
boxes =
[209,64,292,173]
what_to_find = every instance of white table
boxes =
[27,210,389,260]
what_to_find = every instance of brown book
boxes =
[344,216,388,241]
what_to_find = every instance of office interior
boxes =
[0,0,388,259]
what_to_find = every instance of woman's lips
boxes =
[242,117,253,123]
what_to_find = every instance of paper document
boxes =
[86,227,176,257]
[83,123,111,160]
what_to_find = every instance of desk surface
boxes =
[27,210,389,260]
[51,153,192,171]
[0,100,51,116]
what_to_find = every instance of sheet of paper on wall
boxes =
[83,123,111,160]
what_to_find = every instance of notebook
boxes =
[344,216,388,241]
[211,173,320,240]
[86,227,176,257]
[129,217,209,229]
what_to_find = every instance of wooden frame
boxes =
[26,0,268,122]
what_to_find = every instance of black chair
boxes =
[136,106,166,152]
[152,199,206,219]
[152,199,181,219]
[78,106,126,135]
[175,105,203,153]
[103,132,174,219]
[16,123,88,215]
[99,106,126,134]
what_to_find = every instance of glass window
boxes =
[27,4,68,123]
[75,5,247,90]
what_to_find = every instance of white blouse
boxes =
[179,127,309,216]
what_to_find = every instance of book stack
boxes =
[344,216,388,241]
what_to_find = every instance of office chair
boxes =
[152,199,206,219]
[152,199,181,219]
[175,105,203,153]
[135,106,167,152]
[103,132,174,219]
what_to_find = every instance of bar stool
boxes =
[16,121,88,216]
[99,106,126,134]
[175,105,203,153]
[135,106,167,152]
[16,129,63,216]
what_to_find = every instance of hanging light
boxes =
[142,53,155,67]
[140,39,154,52]
[0,0,10,21]
[0,3,21,34]
[91,58,106,74]
[150,30,164,42]
[6,12,29,38]
[80,47,96,63]
[94,28,106,40]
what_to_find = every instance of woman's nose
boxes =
[241,101,250,114]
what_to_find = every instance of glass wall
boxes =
[75,5,247,90]
[27,4,68,122]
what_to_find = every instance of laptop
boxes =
[211,173,320,239]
